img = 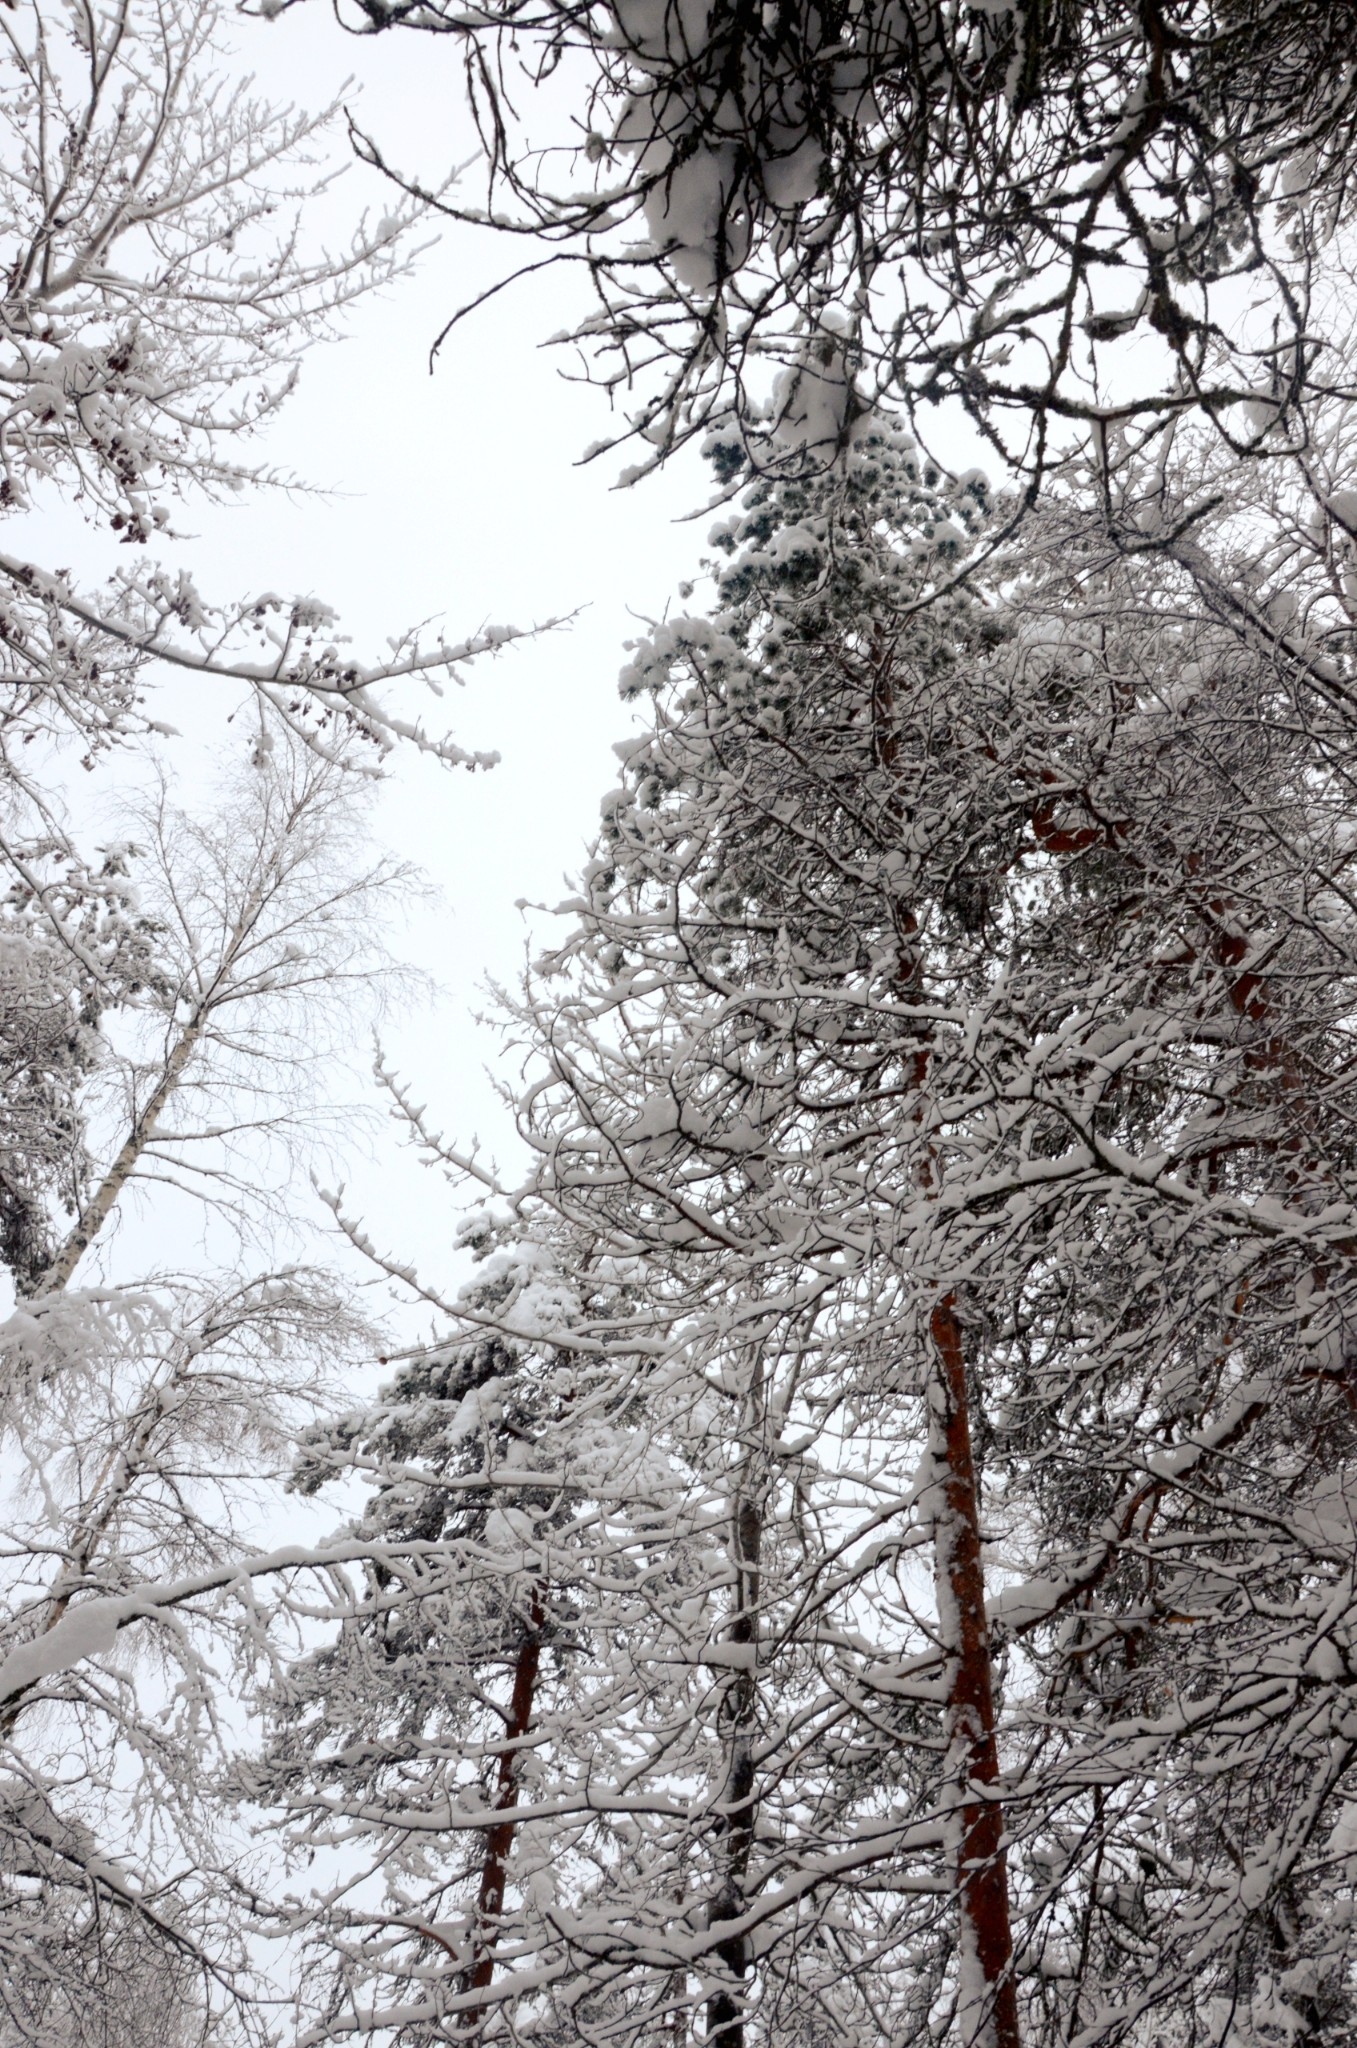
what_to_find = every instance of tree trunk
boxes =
[30,1010,206,1296]
[929,1295,1020,2048]
[706,1490,760,2048]
[458,1586,545,2038]
[870,634,1020,2046]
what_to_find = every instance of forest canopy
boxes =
[3,4,1357,2048]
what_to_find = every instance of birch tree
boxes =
[0,741,407,2041]
[0,0,539,1322]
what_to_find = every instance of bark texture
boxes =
[458,1587,545,2035]
[706,1490,761,2047]
[930,1294,1020,2048]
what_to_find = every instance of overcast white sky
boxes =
[235,6,705,1072]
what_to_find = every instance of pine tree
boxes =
[231,381,1357,2043]
[515,415,1026,2044]
[260,1198,707,2042]
[505,407,1357,2042]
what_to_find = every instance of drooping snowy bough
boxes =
[301,0,1357,487]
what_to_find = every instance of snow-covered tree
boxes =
[0,741,409,2041]
[255,424,1018,2045]
[967,445,1357,2048]
[29,745,419,1295]
[472,407,1357,2045]
[0,0,514,764]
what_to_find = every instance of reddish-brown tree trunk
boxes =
[870,631,1019,2043]
[705,1491,761,2048]
[458,1587,544,2037]
[929,1295,1021,2048]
